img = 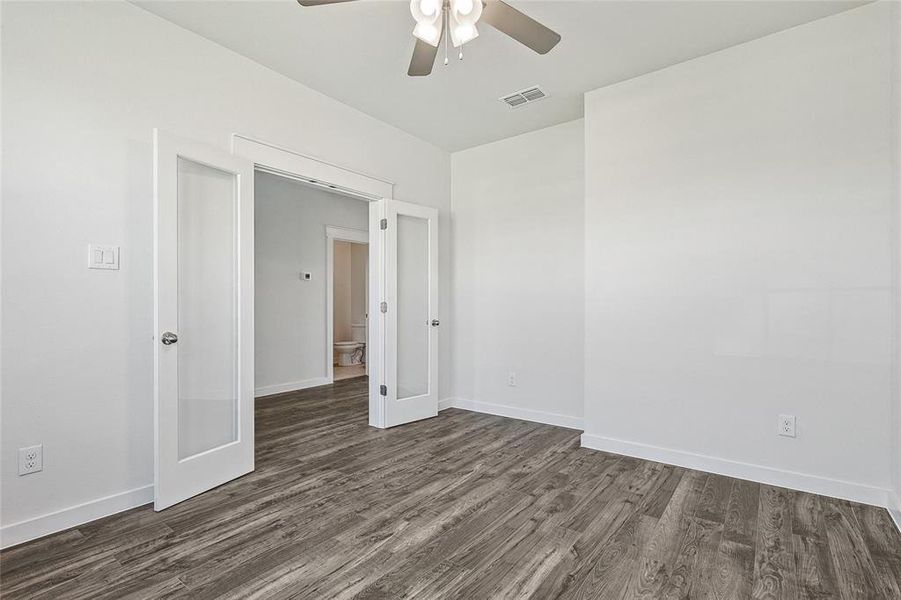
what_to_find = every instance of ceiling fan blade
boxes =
[296,0,359,6]
[480,0,561,55]
[408,38,440,77]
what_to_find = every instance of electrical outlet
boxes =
[507,370,517,387]
[18,444,43,475]
[778,415,797,438]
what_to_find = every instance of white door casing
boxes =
[325,225,369,383]
[230,135,402,428]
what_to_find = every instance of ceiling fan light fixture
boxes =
[296,0,560,76]
[450,23,479,47]
[447,0,481,47]
[410,0,444,46]
[450,0,482,25]
[411,0,441,20]
[452,0,474,16]
[412,20,442,46]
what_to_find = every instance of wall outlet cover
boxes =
[18,444,43,475]
[778,415,797,438]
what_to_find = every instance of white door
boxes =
[153,130,254,510]
[372,199,439,428]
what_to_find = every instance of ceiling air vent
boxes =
[500,85,547,108]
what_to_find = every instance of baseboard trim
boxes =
[889,492,901,533]
[4,421,892,550]
[439,397,583,431]
[255,377,330,398]
[581,433,891,508]
[890,509,901,534]
[0,484,153,550]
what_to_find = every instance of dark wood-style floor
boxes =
[3,377,901,599]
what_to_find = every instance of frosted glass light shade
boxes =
[410,0,441,23]
[452,0,473,15]
[450,0,481,26]
[413,20,442,46]
[450,23,478,47]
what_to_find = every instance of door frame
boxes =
[230,134,393,427]
[325,226,369,383]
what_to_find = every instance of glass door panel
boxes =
[176,158,239,460]
[396,214,430,400]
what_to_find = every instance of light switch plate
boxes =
[88,244,120,270]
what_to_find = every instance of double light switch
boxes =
[88,244,120,270]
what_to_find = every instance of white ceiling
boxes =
[135,0,864,151]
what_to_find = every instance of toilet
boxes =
[334,323,366,367]
[333,341,364,366]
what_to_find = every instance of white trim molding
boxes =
[890,491,901,533]
[326,226,369,245]
[231,134,393,201]
[255,377,330,398]
[581,433,892,508]
[0,485,153,550]
[326,225,370,383]
[232,132,388,430]
[890,509,901,534]
[367,201,385,428]
[892,0,901,539]
[439,397,584,431]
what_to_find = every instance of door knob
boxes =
[431,319,440,327]
[161,332,178,345]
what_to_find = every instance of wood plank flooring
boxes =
[3,376,901,599]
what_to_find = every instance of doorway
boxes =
[327,233,369,382]
[153,132,440,510]
[254,173,368,396]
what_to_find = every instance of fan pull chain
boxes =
[443,6,449,66]
[459,42,464,61]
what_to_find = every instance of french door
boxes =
[371,199,439,428]
[153,130,254,510]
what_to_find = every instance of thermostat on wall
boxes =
[301,272,312,281]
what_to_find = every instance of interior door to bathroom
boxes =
[153,129,255,511]
[372,199,439,428]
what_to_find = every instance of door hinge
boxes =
[380,384,387,396]
[380,218,387,230]
[380,301,388,313]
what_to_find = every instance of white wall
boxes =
[583,3,897,505]
[1,0,450,542]
[350,243,367,332]
[450,120,584,429]
[255,173,367,394]
[334,241,354,344]
[330,239,367,347]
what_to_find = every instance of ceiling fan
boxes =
[296,0,561,77]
